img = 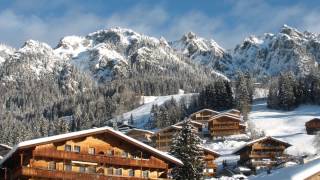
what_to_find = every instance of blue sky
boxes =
[0,0,319,48]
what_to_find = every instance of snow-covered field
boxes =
[250,100,319,156]
[122,90,195,128]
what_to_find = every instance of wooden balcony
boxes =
[33,149,168,169]
[252,144,285,150]
[211,125,239,130]
[249,153,279,158]
[13,167,170,180]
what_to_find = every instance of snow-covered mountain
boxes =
[54,27,226,82]
[170,32,232,72]
[232,25,320,78]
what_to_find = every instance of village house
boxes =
[305,118,320,135]
[189,109,220,136]
[126,128,154,145]
[0,127,182,180]
[202,147,221,178]
[208,113,246,137]
[233,136,292,169]
[153,121,201,152]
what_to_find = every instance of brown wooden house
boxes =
[126,128,154,145]
[0,127,182,180]
[208,114,246,137]
[202,147,221,178]
[233,136,291,169]
[189,109,220,124]
[305,118,320,135]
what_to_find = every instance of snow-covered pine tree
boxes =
[235,72,252,121]
[170,119,204,180]
[278,72,297,110]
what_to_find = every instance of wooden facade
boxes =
[189,109,220,124]
[126,129,154,144]
[0,127,182,180]
[202,147,220,178]
[233,136,291,169]
[153,126,182,152]
[208,114,245,137]
[153,124,199,152]
[305,118,320,135]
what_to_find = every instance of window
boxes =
[79,166,86,173]
[107,149,113,156]
[121,151,128,158]
[115,168,122,176]
[128,169,135,177]
[64,164,72,171]
[48,161,56,170]
[142,170,149,178]
[73,145,80,153]
[65,144,71,152]
[86,166,96,173]
[107,167,113,175]
[88,147,95,155]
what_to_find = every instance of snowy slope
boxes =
[121,90,195,128]
[249,100,319,156]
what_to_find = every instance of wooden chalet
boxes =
[202,147,221,178]
[0,127,182,180]
[126,128,154,145]
[174,120,203,133]
[305,118,320,135]
[223,109,241,118]
[0,144,12,158]
[233,136,292,169]
[153,125,182,152]
[208,113,246,137]
[189,109,220,124]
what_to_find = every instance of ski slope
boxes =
[122,90,195,128]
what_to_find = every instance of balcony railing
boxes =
[13,167,170,180]
[252,144,285,150]
[33,149,168,169]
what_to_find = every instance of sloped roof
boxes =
[202,146,221,157]
[174,120,203,127]
[208,113,242,122]
[154,125,182,134]
[305,118,320,124]
[0,126,182,166]
[190,108,220,116]
[250,157,320,180]
[233,136,292,154]
[0,144,12,150]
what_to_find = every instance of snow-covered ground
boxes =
[249,100,319,156]
[122,90,195,128]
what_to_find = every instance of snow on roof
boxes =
[190,108,220,116]
[0,126,182,166]
[126,128,155,135]
[233,136,292,154]
[174,120,203,126]
[250,157,320,180]
[208,113,242,122]
[0,144,12,150]
[202,146,221,157]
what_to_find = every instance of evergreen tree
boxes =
[278,72,297,110]
[129,114,134,125]
[170,119,204,180]
[235,72,252,121]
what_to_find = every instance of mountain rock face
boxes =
[232,25,320,79]
[170,32,232,72]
